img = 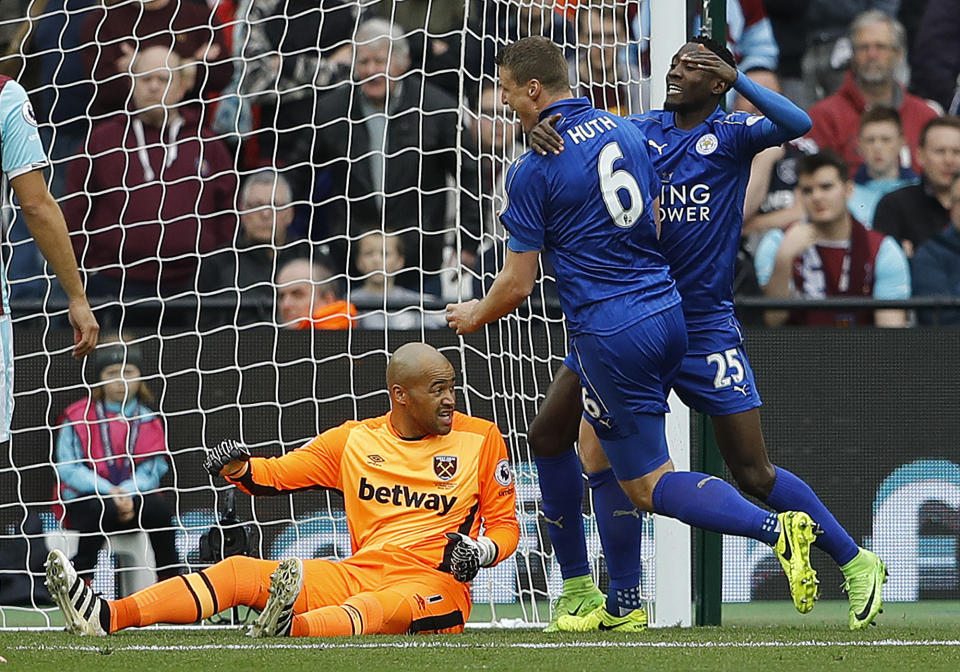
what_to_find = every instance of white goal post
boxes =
[0,0,691,629]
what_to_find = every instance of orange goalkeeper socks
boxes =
[108,574,213,631]
[108,556,273,632]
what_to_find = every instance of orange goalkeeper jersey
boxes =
[227,412,519,571]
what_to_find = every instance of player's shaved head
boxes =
[387,344,457,437]
[386,343,451,388]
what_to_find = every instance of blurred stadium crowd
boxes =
[0,0,958,331]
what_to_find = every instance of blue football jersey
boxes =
[500,98,679,337]
[628,107,777,342]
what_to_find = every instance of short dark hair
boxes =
[690,34,736,71]
[919,115,960,147]
[796,151,850,182]
[859,105,903,132]
[495,36,569,92]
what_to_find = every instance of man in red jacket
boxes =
[63,46,236,303]
[807,10,939,177]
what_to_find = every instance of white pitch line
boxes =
[10,639,960,652]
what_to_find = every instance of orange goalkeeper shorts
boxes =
[246,545,471,634]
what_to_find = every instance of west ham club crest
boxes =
[433,455,458,481]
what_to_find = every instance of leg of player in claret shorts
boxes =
[0,315,14,444]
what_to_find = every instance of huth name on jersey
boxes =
[564,115,618,145]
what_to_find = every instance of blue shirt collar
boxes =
[660,105,725,132]
[539,96,592,122]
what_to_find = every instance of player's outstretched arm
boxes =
[210,428,346,495]
[445,249,539,335]
[11,171,99,358]
[203,439,252,478]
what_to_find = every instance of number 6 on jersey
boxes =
[598,141,644,229]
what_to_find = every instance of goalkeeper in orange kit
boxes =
[45,343,519,638]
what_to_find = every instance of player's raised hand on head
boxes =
[203,439,251,478]
[681,44,737,85]
[529,113,564,156]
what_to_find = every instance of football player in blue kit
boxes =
[446,35,819,633]
[525,36,888,632]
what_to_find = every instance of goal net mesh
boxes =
[0,0,655,627]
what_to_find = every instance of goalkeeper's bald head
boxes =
[386,343,457,436]
[386,343,451,389]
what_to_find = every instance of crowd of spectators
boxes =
[0,0,958,330]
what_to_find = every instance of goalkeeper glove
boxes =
[203,440,251,478]
[444,532,497,583]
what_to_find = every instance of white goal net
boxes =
[0,0,689,629]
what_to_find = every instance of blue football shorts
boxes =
[566,303,687,480]
[673,328,763,417]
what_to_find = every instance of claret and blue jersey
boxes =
[500,97,679,337]
[0,76,49,316]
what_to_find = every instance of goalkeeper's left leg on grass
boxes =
[46,548,471,637]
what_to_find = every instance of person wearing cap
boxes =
[53,341,179,582]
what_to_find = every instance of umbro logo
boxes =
[367,454,385,466]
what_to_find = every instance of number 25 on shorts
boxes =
[705,348,744,389]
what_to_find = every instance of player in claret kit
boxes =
[525,36,887,631]
[0,75,98,444]
[45,343,519,638]
[446,35,819,633]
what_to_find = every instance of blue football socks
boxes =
[534,450,590,579]
[587,468,643,616]
[764,466,859,565]
[653,471,780,545]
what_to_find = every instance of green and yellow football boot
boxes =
[543,576,606,633]
[842,548,888,630]
[556,604,648,632]
[774,511,821,614]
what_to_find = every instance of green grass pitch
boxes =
[2,602,959,672]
